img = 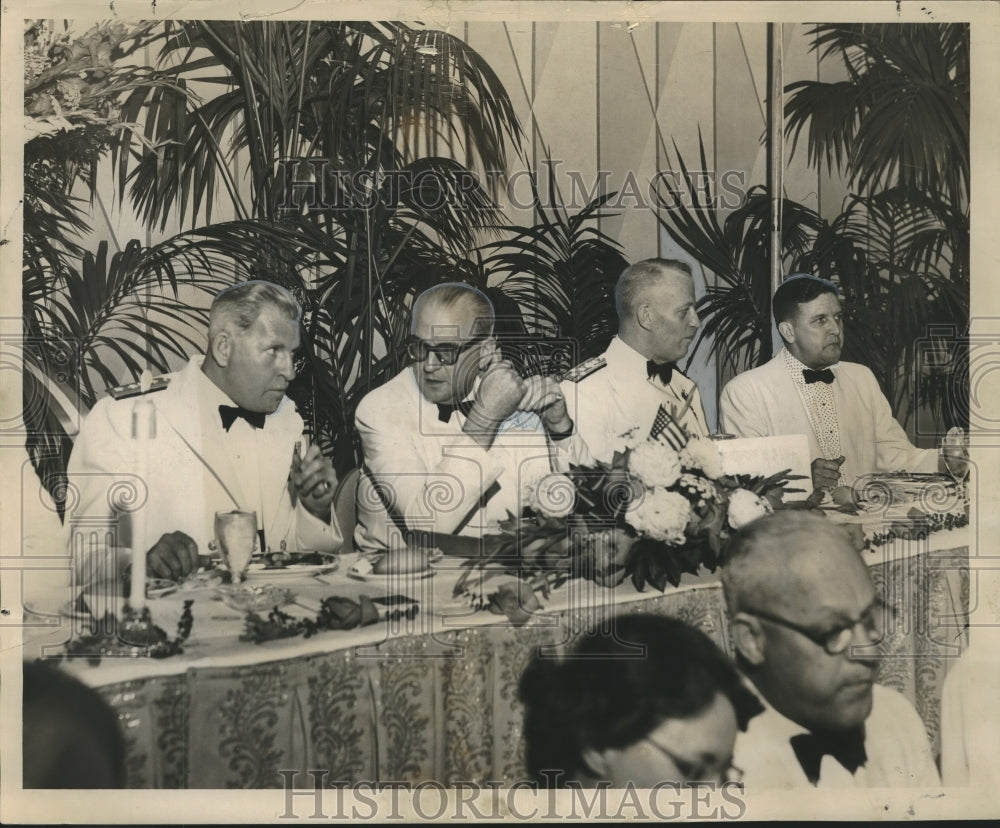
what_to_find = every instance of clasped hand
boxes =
[290,443,337,522]
[471,358,572,435]
[811,455,845,491]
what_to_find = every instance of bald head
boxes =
[615,259,699,363]
[411,282,494,339]
[722,510,881,732]
[722,511,866,615]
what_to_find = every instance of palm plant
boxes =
[798,187,968,426]
[784,22,969,428]
[784,22,968,210]
[657,23,968,430]
[25,19,523,482]
[23,234,236,506]
[107,20,522,468]
[655,138,824,374]
[23,20,164,280]
[482,166,630,375]
[22,20,238,499]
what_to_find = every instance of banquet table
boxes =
[22,520,970,790]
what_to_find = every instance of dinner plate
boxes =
[214,584,296,612]
[244,554,340,579]
[346,555,436,582]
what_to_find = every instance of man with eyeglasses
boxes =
[354,282,590,552]
[560,259,709,464]
[67,281,341,587]
[719,273,966,495]
[721,511,939,789]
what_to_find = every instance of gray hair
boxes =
[720,510,855,615]
[411,282,495,336]
[208,280,302,339]
[614,258,693,320]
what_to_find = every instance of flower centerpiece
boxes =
[454,406,805,600]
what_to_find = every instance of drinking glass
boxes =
[214,510,258,582]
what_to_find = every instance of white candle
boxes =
[130,398,156,613]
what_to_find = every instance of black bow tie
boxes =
[803,368,835,385]
[219,404,266,431]
[790,727,867,785]
[437,399,476,423]
[647,360,676,385]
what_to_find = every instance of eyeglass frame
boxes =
[740,596,894,656]
[641,738,744,785]
[404,333,488,366]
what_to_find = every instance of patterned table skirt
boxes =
[92,544,968,788]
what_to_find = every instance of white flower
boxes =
[628,439,682,488]
[678,473,720,503]
[625,489,692,544]
[727,488,773,530]
[528,473,576,519]
[680,437,723,479]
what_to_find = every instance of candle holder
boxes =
[55,600,194,665]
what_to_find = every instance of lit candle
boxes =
[130,397,156,613]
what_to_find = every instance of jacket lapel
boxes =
[154,359,245,509]
[771,353,823,459]
[258,399,301,546]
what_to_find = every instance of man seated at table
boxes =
[354,282,590,552]
[561,258,709,463]
[722,511,940,788]
[719,273,960,493]
[66,281,341,586]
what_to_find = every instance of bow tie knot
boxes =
[647,360,677,385]
[437,399,476,423]
[803,368,835,385]
[219,404,266,431]
[790,727,867,785]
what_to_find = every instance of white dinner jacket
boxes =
[560,336,710,464]
[354,367,590,552]
[719,351,937,485]
[66,357,340,584]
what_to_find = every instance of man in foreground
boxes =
[722,511,939,788]
[719,273,959,492]
[354,282,589,552]
[67,281,340,585]
[561,258,709,463]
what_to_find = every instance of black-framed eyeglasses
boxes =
[742,597,895,656]
[405,334,486,366]
[642,739,744,784]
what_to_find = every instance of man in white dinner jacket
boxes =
[354,282,590,553]
[66,281,341,586]
[723,511,940,789]
[560,258,710,464]
[719,273,942,491]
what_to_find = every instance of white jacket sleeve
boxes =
[863,369,938,473]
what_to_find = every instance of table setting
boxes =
[20,421,971,788]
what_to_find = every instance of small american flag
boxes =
[649,404,689,450]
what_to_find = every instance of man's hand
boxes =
[147,531,199,582]
[465,359,525,448]
[518,376,573,435]
[291,444,337,523]
[474,359,526,421]
[811,455,845,491]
